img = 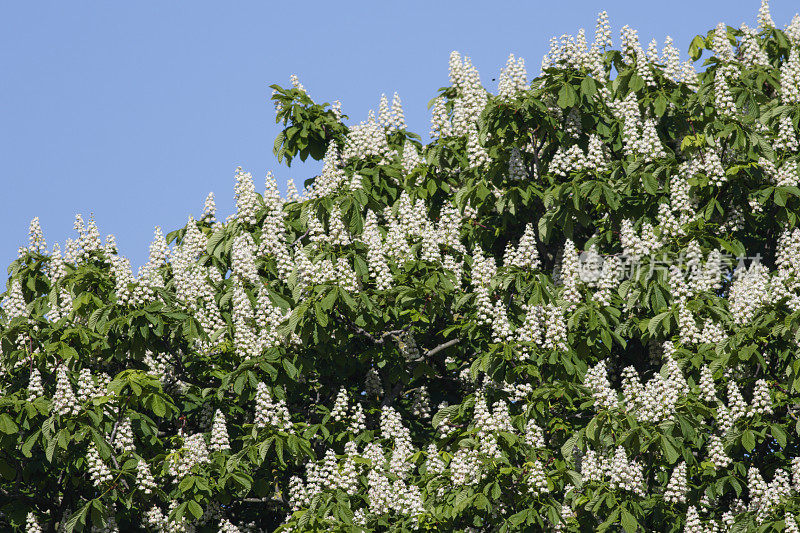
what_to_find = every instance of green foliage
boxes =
[3,6,800,533]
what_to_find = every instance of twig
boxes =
[425,338,459,358]
[381,337,459,407]
[337,313,410,346]
[291,229,311,248]
[107,416,130,490]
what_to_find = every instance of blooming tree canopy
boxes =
[4,1,800,531]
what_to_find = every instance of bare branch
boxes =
[291,229,311,248]
[425,338,459,358]
[337,313,410,345]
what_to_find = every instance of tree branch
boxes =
[381,337,459,407]
[336,313,410,346]
[291,229,311,248]
[425,338,459,358]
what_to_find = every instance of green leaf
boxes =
[0,413,18,434]
[647,311,671,336]
[654,94,667,117]
[641,173,658,194]
[557,84,577,108]
[688,35,705,61]
[187,501,203,519]
[620,508,639,533]
[661,435,679,464]
[21,430,40,458]
[771,424,787,448]
[741,429,755,452]
[66,500,91,533]
[580,77,597,99]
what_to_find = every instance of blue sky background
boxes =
[1,1,797,269]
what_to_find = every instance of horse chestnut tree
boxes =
[3,2,800,531]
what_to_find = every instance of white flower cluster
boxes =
[290,443,363,510]
[234,167,259,225]
[541,24,605,79]
[87,444,113,487]
[26,512,42,533]
[528,459,549,496]
[612,93,667,161]
[760,157,799,188]
[788,14,800,46]
[592,255,621,306]
[473,393,514,458]
[366,468,425,519]
[714,67,737,116]
[171,225,226,343]
[711,22,735,63]
[738,23,769,68]
[113,416,134,454]
[620,218,660,258]
[136,457,156,495]
[28,367,44,399]
[707,434,731,469]
[379,406,414,479]
[23,217,47,256]
[619,355,687,423]
[466,124,489,168]
[144,502,193,533]
[330,387,349,422]
[210,409,230,452]
[448,51,488,137]
[401,142,421,175]
[72,214,104,263]
[231,233,259,285]
[658,35,681,80]
[46,244,74,322]
[411,385,431,418]
[699,365,717,402]
[342,110,392,163]
[525,420,545,448]
[258,177,294,280]
[132,226,169,304]
[2,279,28,322]
[218,519,242,533]
[549,135,609,176]
[498,53,528,99]
[254,382,292,430]
[450,448,483,486]
[361,211,393,290]
[471,250,498,327]
[748,466,794,523]
[232,281,259,361]
[729,262,770,326]
[581,446,645,496]
[750,379,772,416]
[349,402,366,434]
[664,461,688,504]
[426,444,446,476]
[558,239,582,310]
[378,92,406,130]
[429,97,452,139]
[168,433,210,480]
[53,366,79,417]
[774,115,799,152]
[781,49,800,105]
[109,254,136,306]
[584,360,618,410]
[202,191,216,221]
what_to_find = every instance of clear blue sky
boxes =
[1,1,796,269]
